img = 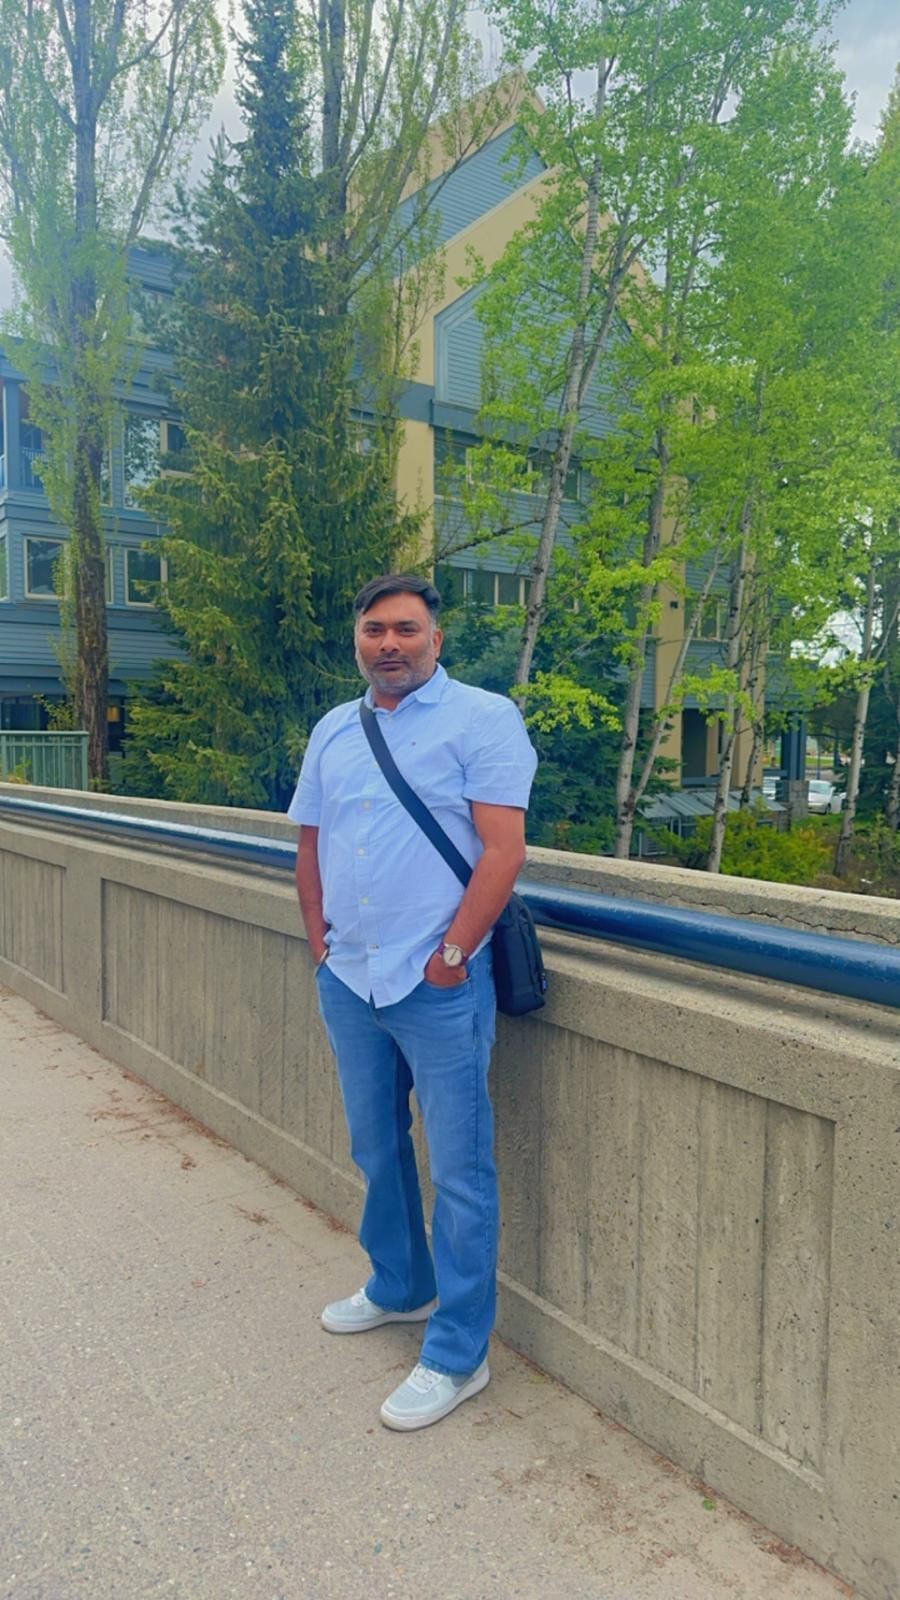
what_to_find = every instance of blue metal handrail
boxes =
[1,794,898,1011]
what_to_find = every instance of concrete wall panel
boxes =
[0,846,64,991]
[760,1102,834,1473]
[494,1013,543,1296]
[537,1023,592,1319]
[583,1043,642,1357]
[695,1078,766,1432]
[1,808,897,1600]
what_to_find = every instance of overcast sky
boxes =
[1,0,898,309]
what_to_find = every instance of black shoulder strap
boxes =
[359,700,472,889]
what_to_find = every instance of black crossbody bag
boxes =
[360,701,547,1017]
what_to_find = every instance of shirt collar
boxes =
[365,663,448,715]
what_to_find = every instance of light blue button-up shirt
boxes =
[287,665,538,1006]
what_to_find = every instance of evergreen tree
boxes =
[123,0,419,808]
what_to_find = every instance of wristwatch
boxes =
[438,940,468,969]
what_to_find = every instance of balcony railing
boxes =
[21,446,46,490]
[0,733,89,791]
[0,448,48,491]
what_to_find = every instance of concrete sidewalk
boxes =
[0,988,855,1600]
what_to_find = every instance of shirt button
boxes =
[361,896,369,905]
[357,847,366,856]
[362,800,371,810]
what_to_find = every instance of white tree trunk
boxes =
[612,468,667,858]
[515,42,610,693]
[740,709,766,809]
[706,516,750,874]
[885,723,900,831]
[621,536,727,841]
[739,623,766,808]
[834,561,877,876]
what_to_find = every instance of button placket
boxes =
[355,784,381,966]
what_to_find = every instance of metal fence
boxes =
[0,733,89,791]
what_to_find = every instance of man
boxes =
[289,573,537,1431]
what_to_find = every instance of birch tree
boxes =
[477,0,837,664]
[0,0,223,783]
[823,79,900,873]
[471,0,847,858]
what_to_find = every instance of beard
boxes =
[356,650,435,699]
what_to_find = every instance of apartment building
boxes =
[0,104,743,786]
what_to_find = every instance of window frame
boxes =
[458,448,576,502]
[100,425,113,507]
[437,563,530,609]
[123,412,162,508]
[24,535,66,600]
[698,599,726,641]
[124,545,166,608]
[20,420,47,491]
[0,532,7,600]
[160,418,189,471]
[25,535,114,603]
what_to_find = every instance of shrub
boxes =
[663,810,836,885]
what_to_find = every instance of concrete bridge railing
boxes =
[1,784,897,1600]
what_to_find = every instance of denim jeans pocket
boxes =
[422,972,471,993]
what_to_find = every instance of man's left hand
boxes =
[424,951,469,987]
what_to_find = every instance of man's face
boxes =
[355,592,443,704]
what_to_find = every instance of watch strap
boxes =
[439,940,469,965]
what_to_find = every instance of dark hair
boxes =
[353,573,442,617]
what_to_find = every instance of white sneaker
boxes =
[321,1288,437,1334]
[380,1359,490,1431]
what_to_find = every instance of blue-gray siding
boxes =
[434,282,627,438]
[681,641,728,708]
[0,611,174,687]
[0,516,180,690]
[685,558,731,599]
[395,127,545,252]
[435,489,581,567]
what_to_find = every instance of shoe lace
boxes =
[408,1363,443,1394]
[350,1289,370,1308]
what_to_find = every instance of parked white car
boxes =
[807,779,845,814]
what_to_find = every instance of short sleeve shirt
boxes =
[287,665,538,1005]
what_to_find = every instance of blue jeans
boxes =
[315,948,498,1376]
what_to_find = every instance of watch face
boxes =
[442,943,465,967]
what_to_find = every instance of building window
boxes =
[0,534,6,600]
[129,283,171,337]
[496,570,523,606]
[698,600,726,641]
[17,414,111,501]
[25,536,64,598]
[161,419,188,468]
[20,421,46,490]
[125,547,163,606]
[124,414,161,507]
[25,537,113,601]
[436,434,581,503]
[435,563,530,609]
[524,450,581,502]
[350,421,376,456]
[100,431,113,505]
[463,445,581,503]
